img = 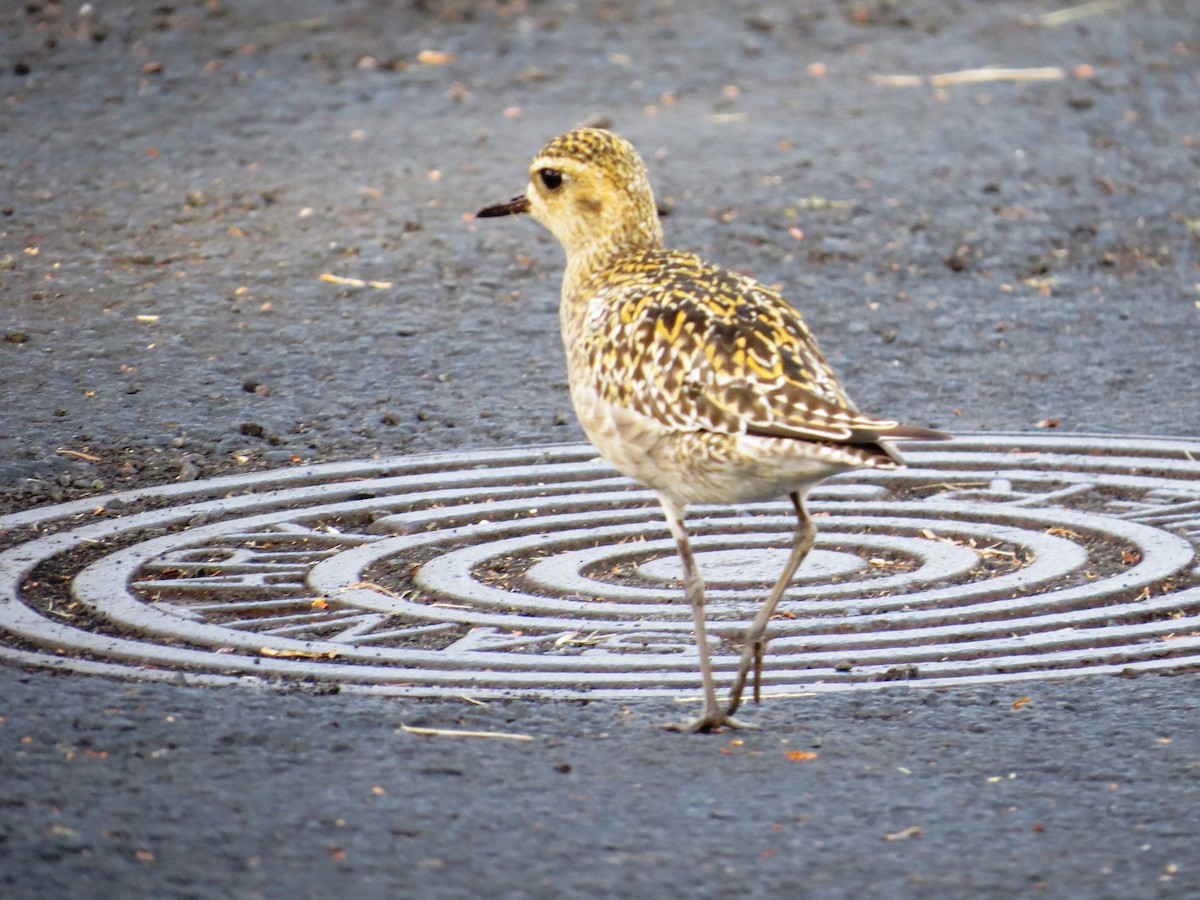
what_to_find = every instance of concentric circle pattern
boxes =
[2,434,1200,699]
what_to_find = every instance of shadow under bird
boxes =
[478,128,948,732]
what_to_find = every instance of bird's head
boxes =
[477,128,663,263]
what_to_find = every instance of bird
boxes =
[477,127,948,732]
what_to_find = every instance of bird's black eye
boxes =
[538,168,563,191]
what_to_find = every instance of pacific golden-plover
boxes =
[478,128,947,732]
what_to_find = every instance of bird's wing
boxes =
[585,251,920,444]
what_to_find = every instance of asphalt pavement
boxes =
[2,2,1199,897]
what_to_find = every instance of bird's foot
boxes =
[666,707,759,733]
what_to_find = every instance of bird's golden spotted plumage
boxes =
[573,247,893,444]
[478,127,948,732]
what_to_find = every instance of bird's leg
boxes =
[726,492,815,716]
[660,498,753,732]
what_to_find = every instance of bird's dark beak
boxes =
[476,195,530,218]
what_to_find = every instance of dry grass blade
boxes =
[868,74,924,87]
[398,724,534,741]
[870,68,1065,88]
[319,273,394,289]
[319,273,366,287]
[930,67,1065,86]
[884,825,923,842]
[260,646,338,659]
[345,581,406,601]
[1021,0,1124,28]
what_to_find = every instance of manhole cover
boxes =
[2,434,1199,699]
